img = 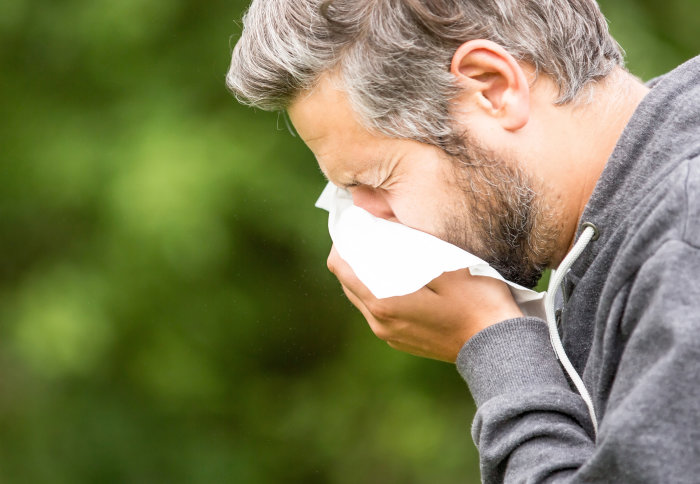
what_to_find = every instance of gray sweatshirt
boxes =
[456,55,700,483]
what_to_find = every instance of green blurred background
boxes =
[0,1,697,482]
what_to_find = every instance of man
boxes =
[227,0,700,482]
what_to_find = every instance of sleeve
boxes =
[456,239,700,483]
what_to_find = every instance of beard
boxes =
[436,136,561,289]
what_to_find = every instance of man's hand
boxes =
[327,246,524,362]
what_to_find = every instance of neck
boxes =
[549,69,650,265]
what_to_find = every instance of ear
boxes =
[450,40,530,131]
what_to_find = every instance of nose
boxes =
[350,186,396,221]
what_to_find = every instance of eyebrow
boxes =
[320,159,386,190]
[339,171,382,190]
[318,169,354,190]
[327,176,358,190]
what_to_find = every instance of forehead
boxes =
[287,74,364,143]
[287,75,387,181]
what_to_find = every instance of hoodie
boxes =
[456,55,700,483]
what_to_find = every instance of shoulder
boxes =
[621,153,700,264]
[606,157,694,281]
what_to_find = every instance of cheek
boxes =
[351,188,398,221]
[385,193,444,236]
[383,153,457,234]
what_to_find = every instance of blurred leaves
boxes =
[0,0,697,482]
[11,265,111,378]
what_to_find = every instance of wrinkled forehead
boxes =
[288,75,386,180]
[289,75,363,144]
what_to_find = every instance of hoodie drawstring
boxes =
[544,223,599,437]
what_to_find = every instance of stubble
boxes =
[438,138,561,288]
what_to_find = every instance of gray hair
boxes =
[226,0,624,150]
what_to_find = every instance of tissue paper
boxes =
[315,182,546,319]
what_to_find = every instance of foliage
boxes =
[0,1,697,482]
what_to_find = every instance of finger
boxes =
[338,279,370,317]
[424,268,473,293]
[342,283,432,355]
[425,269,523,322]
[326,247,402,325]
[328,247,445,321]
[425,268,511,298]
[340,282,391,341]
[327,245,377,302]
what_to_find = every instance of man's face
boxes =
[289,75,560,288]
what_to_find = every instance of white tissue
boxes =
[315,182,546,319]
